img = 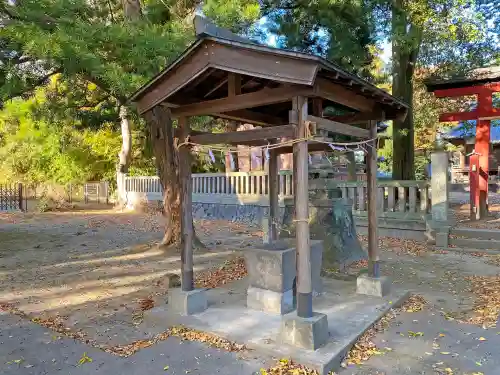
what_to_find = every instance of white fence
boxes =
[125,172,430,218]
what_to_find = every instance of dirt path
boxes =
[1,210,499,374]
[0,211,261,347]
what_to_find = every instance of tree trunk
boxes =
[145,106,204,249]
[122,0,142,20]
[391,2,419,180]
[145,106,182,246]
[117,105,132,207]
[115,0,141,206]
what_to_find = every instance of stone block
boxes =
[247,286,294,315]
[280,312,329,350]
[435,228,450,248]
[310,240,324,295]
[356,275,391,297]
[244,242,296,293]
[168,288,207,315]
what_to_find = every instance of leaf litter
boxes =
[343,294,427,366]
[464,275,500,328]
[106,325,246,357]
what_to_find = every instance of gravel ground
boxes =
[1,209,499,375]
[0,210,261,347]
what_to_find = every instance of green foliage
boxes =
[262,0,377,77]
[0,88,123,185]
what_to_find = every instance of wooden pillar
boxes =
[269,142,279,242]
[367,120,379,277]
[346,152,357,181]
[476,89,491,219]
[293,96,312,318]
[179,116,194,291]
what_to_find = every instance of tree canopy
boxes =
[0,0,498,187]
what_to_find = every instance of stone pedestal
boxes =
[356,275,391,297]
[169,288,207,315]
[244,241,296,314]
[247,287,294,315]
[244,240,324,314]
[280,312,329,350]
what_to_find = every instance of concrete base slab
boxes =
[356,275,391,297]
[280,312,329,350]
[144,278,409,375]
[168,288,208,315]
[247,286,294,315]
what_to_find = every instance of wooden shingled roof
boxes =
[130,17,408,127]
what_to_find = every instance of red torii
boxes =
[426,67,500,220]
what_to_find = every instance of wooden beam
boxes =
[434,82,500,98]
[439,108,500,122]
[274,141,332,155]
[189,124,296,145]
[366,120,379,278]
[204,77,228,98]
[480,108,500,120]
[179,116,194,291]
[307,115,370,138]
[439,111,478,122]
[228,73,241,97]
[171,86,312,118]
[325,110,385,124]
[314,78,375,112]
[293,95,313,318]
[215,109,286,126]
[269,140,279,242]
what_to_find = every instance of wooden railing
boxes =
[192,171,295,197]
[125,173,430,218]
[125,176,162,193]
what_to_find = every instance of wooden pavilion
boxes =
[426,66,500,220]
[130,18,408,322]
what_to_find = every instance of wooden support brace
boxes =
[189,124,297,145]
[171,86,312,118]
[307,115,370,138]
[367,119,379,277]
[293,95,313,318]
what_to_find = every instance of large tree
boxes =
[0,0,192,244]
[260,0,499,179]
[0,0,260,247]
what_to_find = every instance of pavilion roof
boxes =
[130,17,408,126]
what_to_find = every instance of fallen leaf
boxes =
[77,352,93,365]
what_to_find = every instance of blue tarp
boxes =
[442,120,500,144]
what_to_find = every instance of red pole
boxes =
[475,89,492,219]
[469,154,479,220]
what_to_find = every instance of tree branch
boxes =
[2,68,62,104]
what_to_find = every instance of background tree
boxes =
[259,0,499,179]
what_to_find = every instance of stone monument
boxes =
[282,185,367,271]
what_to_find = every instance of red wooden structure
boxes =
[426,67,500,220]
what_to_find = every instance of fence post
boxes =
[18,183,23,211]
